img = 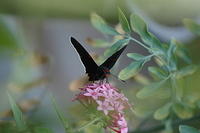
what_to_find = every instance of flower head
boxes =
[97,100,114,115]
[84,88,103,99]
[74,83,129,133]
[109,113,128,133]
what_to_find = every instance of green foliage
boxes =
[172,103,193,119]
[34,127,53,133]
[130,13,164,51]
[87,9,200,133]
[167,39,177,71]
[8,93,27,131]
[118,61,143,80]
[118,8,131,33]
[50,95,72,133]
[0,122,20,133]
[148,66,168,79]
[5,93,56,133]
[86,39,112,48]
[127,53,145,61]
[171,39,192,64]
[83,125,104,133]
[136,79,167,99]
[104,39,129,57]
[154,103,172,120]
[179,125,200,133]
[91,13,119,36]
[130,13,147,37]
[184,19,200,36]
[0,17,19,54]
[176,65,197,79]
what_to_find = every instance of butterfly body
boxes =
[87,67,107,81]
[70,37,126,82]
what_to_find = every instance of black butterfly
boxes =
[70,37,127,81]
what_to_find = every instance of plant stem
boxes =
[77,117,101,132]
[126,36,168,67]
[129,37,151,52]
[130,114,200,133]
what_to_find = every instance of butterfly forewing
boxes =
[100,45,127,69]
[70,37,99,73]
[70,37,127,81]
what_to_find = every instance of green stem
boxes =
[78,99,88,109]
[126,36,168,68]
[77,117,101,132]
[129,37,151,52]
[170,75,178,103]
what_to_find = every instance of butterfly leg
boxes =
[105,78,109,83]
[99,80,103,85]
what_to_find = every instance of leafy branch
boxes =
[90,8,200,133]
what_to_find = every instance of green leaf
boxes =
[86,38,112,48]
[183,19,200,36]
[168,39,177,71]
[173,103,193,119]
[0,122,20,133]
[148,66,168,79]
[133,74,150,85]
[118,61,143,80]
[7,93,27,131]
[154,56,166,67]
[0,18,19,53]
[136,80,167,99]
[91,13,119,35]
[154,88,171,99]
[130,13,147,36]
[154,103,172,120]
[50,95,71,132]
[133,106,152,118]
[34,127,53,133]
[196,100,200,108]
[118,8,131,33]
[176,65,197,79]
[171,78,184,101]
[168,39,177,60]
[127,53,145,61]
[130,13,164,51]
[173,39,191,64]
[179,125,200,133]
[104,39,129,57]
[164,119,173,133]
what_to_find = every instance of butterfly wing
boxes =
[100,45,127,70]
[70,37,99,74]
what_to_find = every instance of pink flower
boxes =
[113,102,125,113]
[118,115,127,128]
[97,100,114,115]
[84,88,102,99]
[109,113,128,133]
[73,83,130,133]
[118,116,128,133]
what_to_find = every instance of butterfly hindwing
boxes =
[70,37,99,74]
[100,45,127,69]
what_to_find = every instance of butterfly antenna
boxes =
[110,73,126,83]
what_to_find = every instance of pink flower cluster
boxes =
[74,83,129,133]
